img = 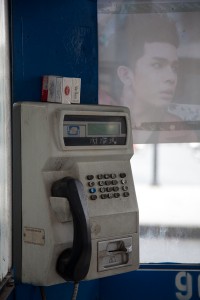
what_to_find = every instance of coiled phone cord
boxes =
[71,282,79,300]
[39,282,79,300]
[39,286,47,300]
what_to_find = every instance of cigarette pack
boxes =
[41,75,81,104]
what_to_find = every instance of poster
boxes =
[98,1,200,143]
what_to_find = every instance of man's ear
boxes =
[117,66,134,86]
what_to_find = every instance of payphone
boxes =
[13,102,139,286]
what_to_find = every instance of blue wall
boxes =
[11,0,98,104]
[11,0,98,299]
[10,0,200,299]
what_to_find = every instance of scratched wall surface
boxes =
[11,0,98,104]
[11,0,98,299]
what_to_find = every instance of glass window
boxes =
[98,0,200,267]
[132,143,200,265]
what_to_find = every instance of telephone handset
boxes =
[51,177,91,282]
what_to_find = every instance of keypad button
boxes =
[104,174,110,179]
[89,188,96,194]
[105,180,112,186]
[97,174,103,179]
[101,194,107,199]
[99,187,106,193]
[87,175,94,180]
[108,193,114,199]
[123,192,129,197]
[121,179,127,184]
[90,195,97,200]
[110,174,116,179]
[113,186,119,192]
[112,180,118,185]
[106,187,113,192]
[98,181,104,186]
[88,181,95,187]
[122,186,128,191]
[120,173,126,178]
[114,193,120,198]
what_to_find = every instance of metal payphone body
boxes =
[13,102,139,286]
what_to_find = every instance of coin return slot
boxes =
[98,237,132,271]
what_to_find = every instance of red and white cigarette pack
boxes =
[41,75,81,104]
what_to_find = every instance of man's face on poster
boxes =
[130,42,179,108]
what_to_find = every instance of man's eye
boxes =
[152,62,162,69]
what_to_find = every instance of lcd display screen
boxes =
[88,123,120,135]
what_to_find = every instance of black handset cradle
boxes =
[51,177,91,282]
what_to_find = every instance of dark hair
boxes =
[110,14,179,100]
[116,14,179,67]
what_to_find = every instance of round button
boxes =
[121,179,127,184]
[99,187,106,193]
[89,188,96,194]
[88,181,95,187]
[120,173,126,178]
[104,174,110,179]
[123,192,129,197]
[90,195,97,200]
[110,174,116,179]
[108,193,114,199]
[112,180,118,185]
[106,187,113,192]
[122,186,128,191]
[98,181,104,186]
[105,180,112,186]
[113,186,119,192]
[101,194,108,199]
[114,193,120,198]
[87,175,94,180]
[97,174,103,179]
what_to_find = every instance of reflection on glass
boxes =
[98,1,200,144]
[131,143,200,264]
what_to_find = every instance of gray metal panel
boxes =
[0,0,12,285]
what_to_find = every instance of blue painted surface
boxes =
[100,270,200,300]
[11,0,99,299]
[8,280,99,300]
[11,0,98,104]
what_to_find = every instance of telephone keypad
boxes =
[87,172,129,200]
